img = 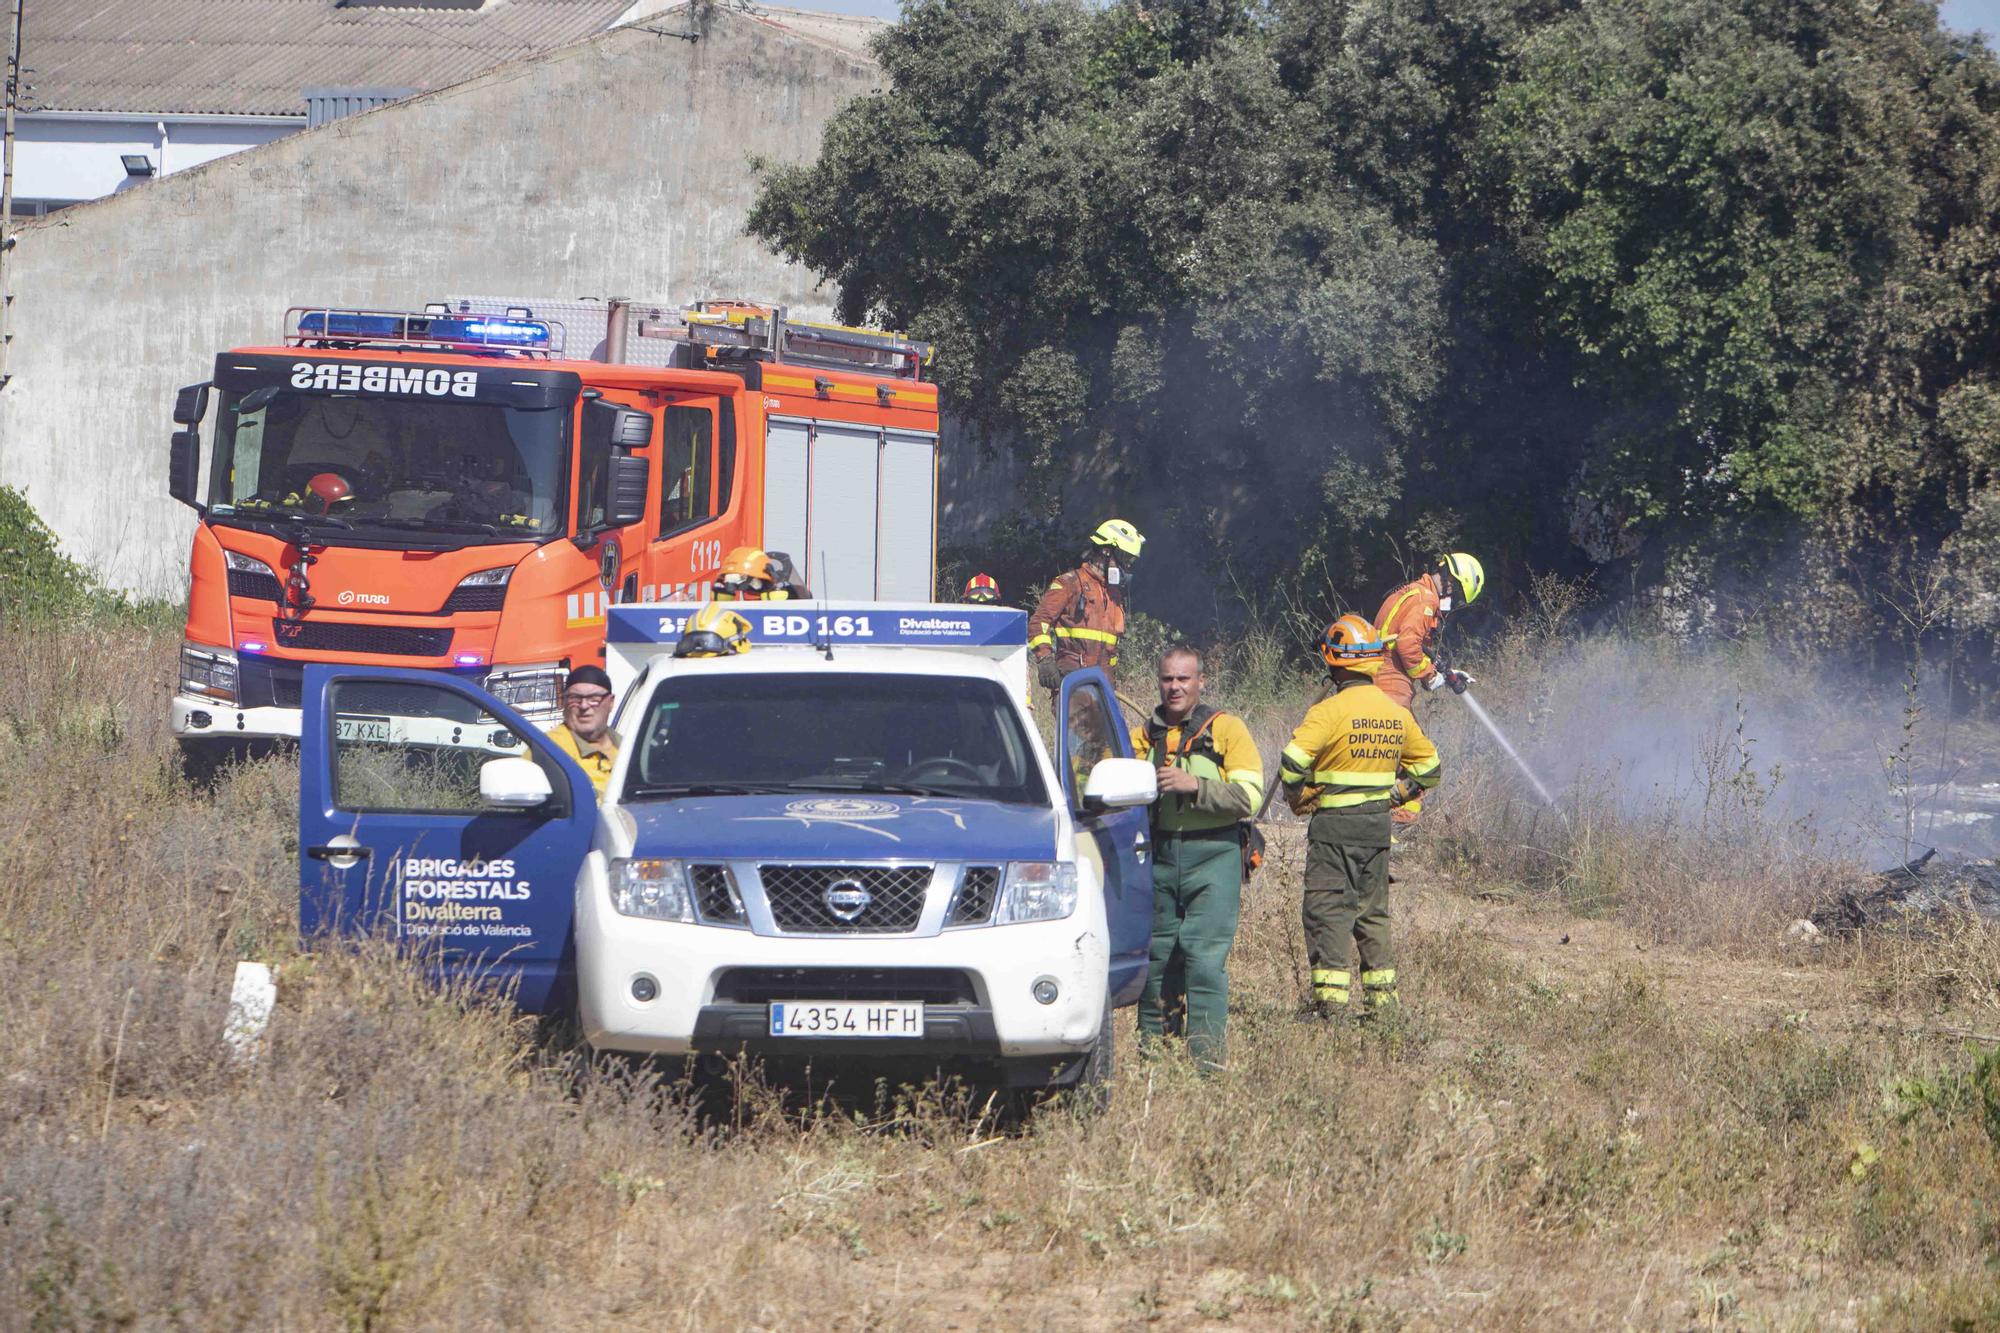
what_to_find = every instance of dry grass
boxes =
[3,621,2000,1329]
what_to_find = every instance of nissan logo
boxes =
[823,878,872,922]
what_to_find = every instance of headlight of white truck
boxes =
[994,861,1078,924]
[610,858,695,922]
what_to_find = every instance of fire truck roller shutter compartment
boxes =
[763,418,810,579]
[810,423,879,600]
[879,430,938,599]
[762,418,939,600]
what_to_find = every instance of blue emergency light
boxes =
[296,311,407,340]
[293,310,552,351]
[429,317,552,348]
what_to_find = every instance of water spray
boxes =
[1458,690,1564,812]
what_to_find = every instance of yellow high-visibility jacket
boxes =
[1278,679,1440,842]
[1130,704,1264,833]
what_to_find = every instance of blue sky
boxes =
[786,0,2000,44]
[1942,0,2000,40]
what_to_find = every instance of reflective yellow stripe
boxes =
[1312,771,1397,789]
[1279,744,1313,782]
[1317,791,1394,810]
[1311,968,1351,1003]
[1405,754,1441,781]
[1226,768,1264,801]
[1378,588,1421,645]
[1028,633,1053,651]
[1051,626,1118,644]
[1414,655,1432,674]
[1361,969,1396,987]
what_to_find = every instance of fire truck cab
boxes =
[166,299,940,760]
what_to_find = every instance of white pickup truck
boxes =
[298,603,1158,1101]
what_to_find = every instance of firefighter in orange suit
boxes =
[1373,553,1482,826]
[1029,519,1144,694]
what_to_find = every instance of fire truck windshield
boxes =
[204,388,569,545]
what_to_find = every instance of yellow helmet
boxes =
[1438,553,1484,606]
[1089,518,1145,559]
[673,603,752,658]
[1319,613,1386,675]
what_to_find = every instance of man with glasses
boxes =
[544,665,619,797]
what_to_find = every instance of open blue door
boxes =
[298,664,598,1013]
[1057,668,1153,1007]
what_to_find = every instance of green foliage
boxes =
[752,0,2000,665]
[0,486,176,628]
[0,485,97,623]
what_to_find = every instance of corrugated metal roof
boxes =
[23,0,632,117]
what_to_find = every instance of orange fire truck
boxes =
[166,297,940,762]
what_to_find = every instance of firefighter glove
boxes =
[1036,656,1066,690]
[1391,777,1421,809]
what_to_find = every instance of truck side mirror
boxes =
[168,429,202,509]
[608,454,649,528]
[610,407,652,449]
[173,382,210,425]
[1082,757,1158,813]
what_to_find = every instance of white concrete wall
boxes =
[13,115,299,204]
[0,13,881,595]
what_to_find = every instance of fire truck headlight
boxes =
[222,550,278,579]
[179,642,239,704]
[454,566,513,590]
[610,858,695,922]
[483,663,563,719]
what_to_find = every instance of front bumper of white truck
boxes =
[574,855,1111,1085]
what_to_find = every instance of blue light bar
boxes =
[429,317,551,348]
[296,312,408,339]
[293,310,553,350]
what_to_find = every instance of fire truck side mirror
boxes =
[168,430,202,509]
[172,382,210,425]
[610,406,652,449]
[608,454,649,529]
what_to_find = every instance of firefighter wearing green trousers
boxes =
[1130,644,1264,1069]
[1280,614,1441,1016]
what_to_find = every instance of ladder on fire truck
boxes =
[634,300,931,379]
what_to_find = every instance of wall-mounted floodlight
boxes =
[121,154,155,177]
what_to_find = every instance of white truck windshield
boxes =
[627,673,1050,806]
[207,388,569,542]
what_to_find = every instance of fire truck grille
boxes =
[440,584,507,613]
[227,569,282,601]
[759,865,931,934]
[690,865,743,924]
[945,866,1000,926]
[273,621,452,657]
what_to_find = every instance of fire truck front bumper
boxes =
[171,693,302,743]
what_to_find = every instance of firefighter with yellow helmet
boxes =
[673,603,753,658]
[1029,519,1144,694]
[1371,553,1481,827]
[1279,614,1442,1015]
